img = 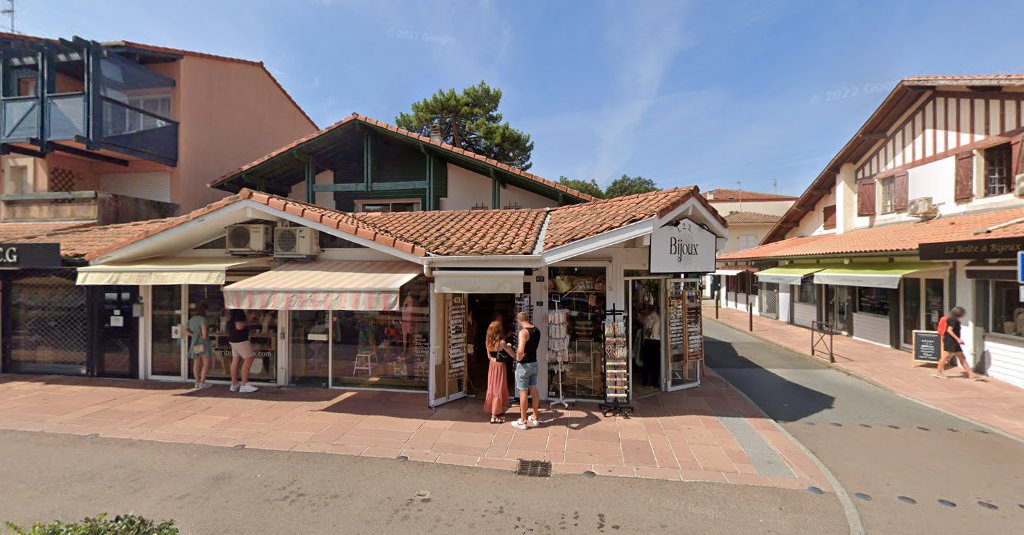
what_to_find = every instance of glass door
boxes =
[96,286,138,378]
[626,278,663,398]
[150,285,184,378]
[902,278,921,345]
[924,278,945,331]
[826,285,853,334]
[290,310,330,387]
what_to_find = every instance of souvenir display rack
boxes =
[599,304,633,417]
[447,296,466,378]
[547,305,571,408]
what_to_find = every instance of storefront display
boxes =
[548,266,606,400]
[602,317,630,406]
[666,281,702,388]
[548,308,570,406]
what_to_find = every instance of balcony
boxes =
[0,37,178,167]
[0,191,178,225]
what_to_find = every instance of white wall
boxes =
[501,183,557,209]
[710,199,793,217]
[99,171,172,203]
[778,285,792,323]
[789,188,836,238]
[984,336,1024,388]
[288,170,335,208]
[440,164,493,210]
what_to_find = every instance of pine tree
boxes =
[605,175,658,198]
[396,81,534,170]
[557,177,605,199]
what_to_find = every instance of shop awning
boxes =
[755,265,830,285]
[712,268,747,276]
[76,257,265,286]
[223,260,420,311]
[813,262,943,289]
[433,270,524,294]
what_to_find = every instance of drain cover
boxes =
[582,470,597,478]
[977,501,998,511]
[807,486,825,495]
[516,459,552,477]
[937,499,957,508]
[854,493,872,501]
[888,425,901,430]
[233,444,246,449]
[859,424,872,428]
[897,496,917,505]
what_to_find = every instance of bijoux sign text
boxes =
[650,219,716,274]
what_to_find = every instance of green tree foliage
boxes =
[605,174,658,199]
[557,177,605,199]
[558,174,659,199]
[396,81,534,170]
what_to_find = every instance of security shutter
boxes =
[894,170,909,211]
[856,179,876,216]
[955,151,974,203]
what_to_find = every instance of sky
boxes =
[18,0,1024,196]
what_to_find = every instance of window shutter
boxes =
[955,151,974,203]
[856,179,876,216]
[894,170,909,211]
[822,205,836,230]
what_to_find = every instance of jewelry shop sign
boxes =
[650,219,717,274]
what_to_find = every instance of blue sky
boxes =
[21,0,1024,196]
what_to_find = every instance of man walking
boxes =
[228,309,259,393]
[511,312,541,430]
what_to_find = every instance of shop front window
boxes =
[924,278,944,331]
[990,280,1024,337]
[856,287,890,316]
[548,266,606,400]
[796,276,816,304]
[331,278,430,390]
[187,285,278,383]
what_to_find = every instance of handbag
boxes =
[191,343,207,357]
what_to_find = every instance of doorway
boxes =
[759,282,780,319]
[466,293,516,397]
[95,286,138,378]
[824,285,853,334]
[626,278,663,399]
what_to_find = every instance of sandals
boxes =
[489,416,506,424]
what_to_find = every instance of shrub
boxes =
[5,513,178,535]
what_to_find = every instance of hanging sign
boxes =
[919,237,1024,260]
[0,243,61,268]
[650,219,717,274]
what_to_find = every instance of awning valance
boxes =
[813,262,944,289]
[756,265,832,285]
[77,257,265,286]
[712,269,747,276]
[223,260,420,311]
[433,270,524,294]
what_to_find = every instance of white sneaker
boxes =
[229,384,240,392]
[511,419,528,430]
[239,384,259,393]
[199,383,212,389]
[527,416,539,427]
[194,382,201,389]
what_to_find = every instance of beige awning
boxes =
[433,270,524,294]
[223,260,420,311]
[77,257,267,286]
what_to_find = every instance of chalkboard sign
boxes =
[912,330,941,363]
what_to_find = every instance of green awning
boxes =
[755,265,836,285]
[813,262,944,289]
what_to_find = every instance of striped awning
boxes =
[223,260,420,311]
[76,257,268,286]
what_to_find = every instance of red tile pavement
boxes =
[0,373,827,490]
[707,306,1024,440]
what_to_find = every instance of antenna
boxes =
[1,0,14,33]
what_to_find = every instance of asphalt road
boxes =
[0,430,844,535]
[704,319,1024,535]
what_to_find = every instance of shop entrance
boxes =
[94,286,139,378]
[466,294,516,397]
[626,277,663,399]
[824,285,853,334]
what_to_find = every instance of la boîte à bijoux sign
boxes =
[649,219,716,274]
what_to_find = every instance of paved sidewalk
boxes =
[707,306,1024,440]
[0,373,826,490]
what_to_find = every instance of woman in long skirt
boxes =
[483,320,513,423]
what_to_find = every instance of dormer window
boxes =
[984,144,1012,197]
[879,177,896,214]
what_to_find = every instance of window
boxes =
[879,177,896,214]
[822,205,836,230]
[126,92,172,132]
[737,235,758,250]
[990,280,1023,336]
[3,164,33,194]
[796,276,816,304]
[856,287,890,316]
[17,77,36,96]
[354,199,421,213]
[984,144,1012,197]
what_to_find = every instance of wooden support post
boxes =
[305,157,316,204]
[489,169,500,208]
[363,132,372,191]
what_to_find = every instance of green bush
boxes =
[5,514,177,535]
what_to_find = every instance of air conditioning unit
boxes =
[274,226,320,258]
[907,197,938,219]
[1015,173,1024,196]
[225,224,273,255]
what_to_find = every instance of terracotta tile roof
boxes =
[720,206,1024,261]
[82,186,715,261]
[13,218,180,258]
[724,211,781,225]
[352,209,547,256]
[0,221,94,242]
[706,189,797,202]
[544,188,708,250]
[0,32,316,130]
[208,114,597,202]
